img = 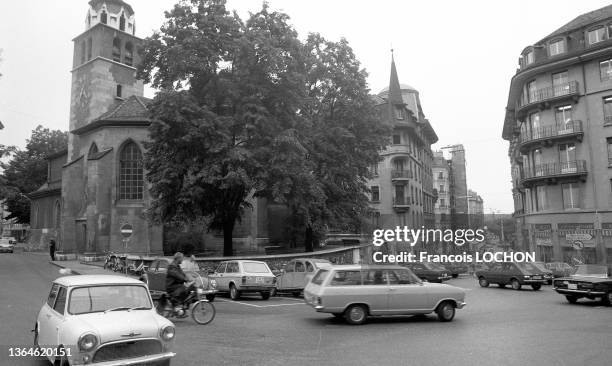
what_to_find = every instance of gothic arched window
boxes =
[88,142,98,158]
[119,142,144,200]
[100,10,107,24]
[112,38,121,62]
[124,42,133,66]
[54,201,61,228]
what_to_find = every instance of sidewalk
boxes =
[49,258,124,276]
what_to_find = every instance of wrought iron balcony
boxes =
[518,120,583,153]
[391,170,412,181]
[521,160,587,186]
[393,196,410,211]
[517,81,580,116]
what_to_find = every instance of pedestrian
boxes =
[49,239,56,261]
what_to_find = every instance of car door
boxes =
[359,269,391,314]
[225,262,239,288]
[278,261,295,290]
[39,285,67,346]
[214,263,228,291]
[292,260,307,289]
[387,269,430,313]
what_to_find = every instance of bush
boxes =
[163,230,203,256]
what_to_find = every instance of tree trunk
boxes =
[304,226,314,253]
[223,221,234,257]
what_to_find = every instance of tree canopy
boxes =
[0,126,67,223]
[139,0,390,254]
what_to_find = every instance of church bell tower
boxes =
[67,0,144,160]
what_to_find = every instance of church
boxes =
[28,0,270,259]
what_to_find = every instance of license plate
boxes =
[568,283,577,290]
[532,276,541,280]
[256,277,264,283]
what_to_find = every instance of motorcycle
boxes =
[103,252,122,271]
[153,281,216,325]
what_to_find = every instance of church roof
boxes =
[72,95,152,135]
[387,56,405,105]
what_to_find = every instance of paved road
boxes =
[1,253,611,366]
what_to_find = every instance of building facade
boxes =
[502,5,612,265]
[367,56,438,235]
[433,151,452,229]
[467,189,484,229]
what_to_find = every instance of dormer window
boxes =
[100,11,107,24]
[119,14,126,31]
[549,39,565,56]
[394,106,405,120]
[588,26,606,45]
[525,50,534,65]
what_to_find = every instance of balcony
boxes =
[518,120,583,153]
[393,196,410,211]
[517,81,580,117]
[521,160,587,186]
[391,170,412,182]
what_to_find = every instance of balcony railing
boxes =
[391,170,412,180]
[522,160,587,184]
[393,197,410,206]
[518,81,579,112]
[518,121,583,152]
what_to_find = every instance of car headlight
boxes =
[524,275,530,279]
[78,333,98,351]
[160,325,175,341]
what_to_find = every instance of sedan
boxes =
[403,262,451,283]
[476,262,546,290]
[275,258,332,296]
[34,274,176,365]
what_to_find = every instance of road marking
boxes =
[216,298,306,308]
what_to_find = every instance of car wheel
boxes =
[511,279,522,290]
[498,283,506,288]
[230,285,240,300]
[566,295,579,304]
[344,304,368,325]
[436,301,455,322]
[260,291,271,300]
[205,294,215,302]
[602,292,612,306]
[478,277,489,287]
[531,283,542,291]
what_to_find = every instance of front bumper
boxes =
[554,288,606,296]
[523,279,547,284]
[237,285,275,292]
[456,301,467,309]
[78,351,175,366]
[0,247,14,253]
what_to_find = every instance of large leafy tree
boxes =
[139,0,306,256]
[291,34,391,251]
[1,126,67,223]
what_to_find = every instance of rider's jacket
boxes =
[166,261,188,293]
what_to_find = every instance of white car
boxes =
[0,238,15,253]
[209,260,276,300]
[275,258,332,296]
[34,275,176,365]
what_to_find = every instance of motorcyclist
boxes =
[166,252,194,315]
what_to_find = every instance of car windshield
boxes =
[515,262,540,272]
[573,265,608,278]
[69,285,151,315]
[313,259,331,268]
[532,262,547,271]
[243,262,270,273]
[428,263,447,271]
[311,269,329,285]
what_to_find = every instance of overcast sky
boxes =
[2,0,612,213]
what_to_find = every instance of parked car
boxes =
[553,264,612,305]
[546,262,575,278]
[304,264,466,325]
[443,262,468,278]
[476,262,547,290]
[34,274,176,365]
[144,258,218,302]
[532,261,554,284]
[275,258,332,296]
[209,260,276,300]
[0,238,15,253]
[403,262,451,282]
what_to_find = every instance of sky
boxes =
[1,0,612,214]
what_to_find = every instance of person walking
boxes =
[49,239,56,261]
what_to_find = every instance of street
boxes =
[1,253,611,366]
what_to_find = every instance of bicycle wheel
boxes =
[191,300,216,325]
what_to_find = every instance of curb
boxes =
[49,261,82,275]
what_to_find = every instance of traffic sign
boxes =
[565,233,592,241]
[571,241,584,250]
[120,223,133,239]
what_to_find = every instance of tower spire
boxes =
[388,51,404,105]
